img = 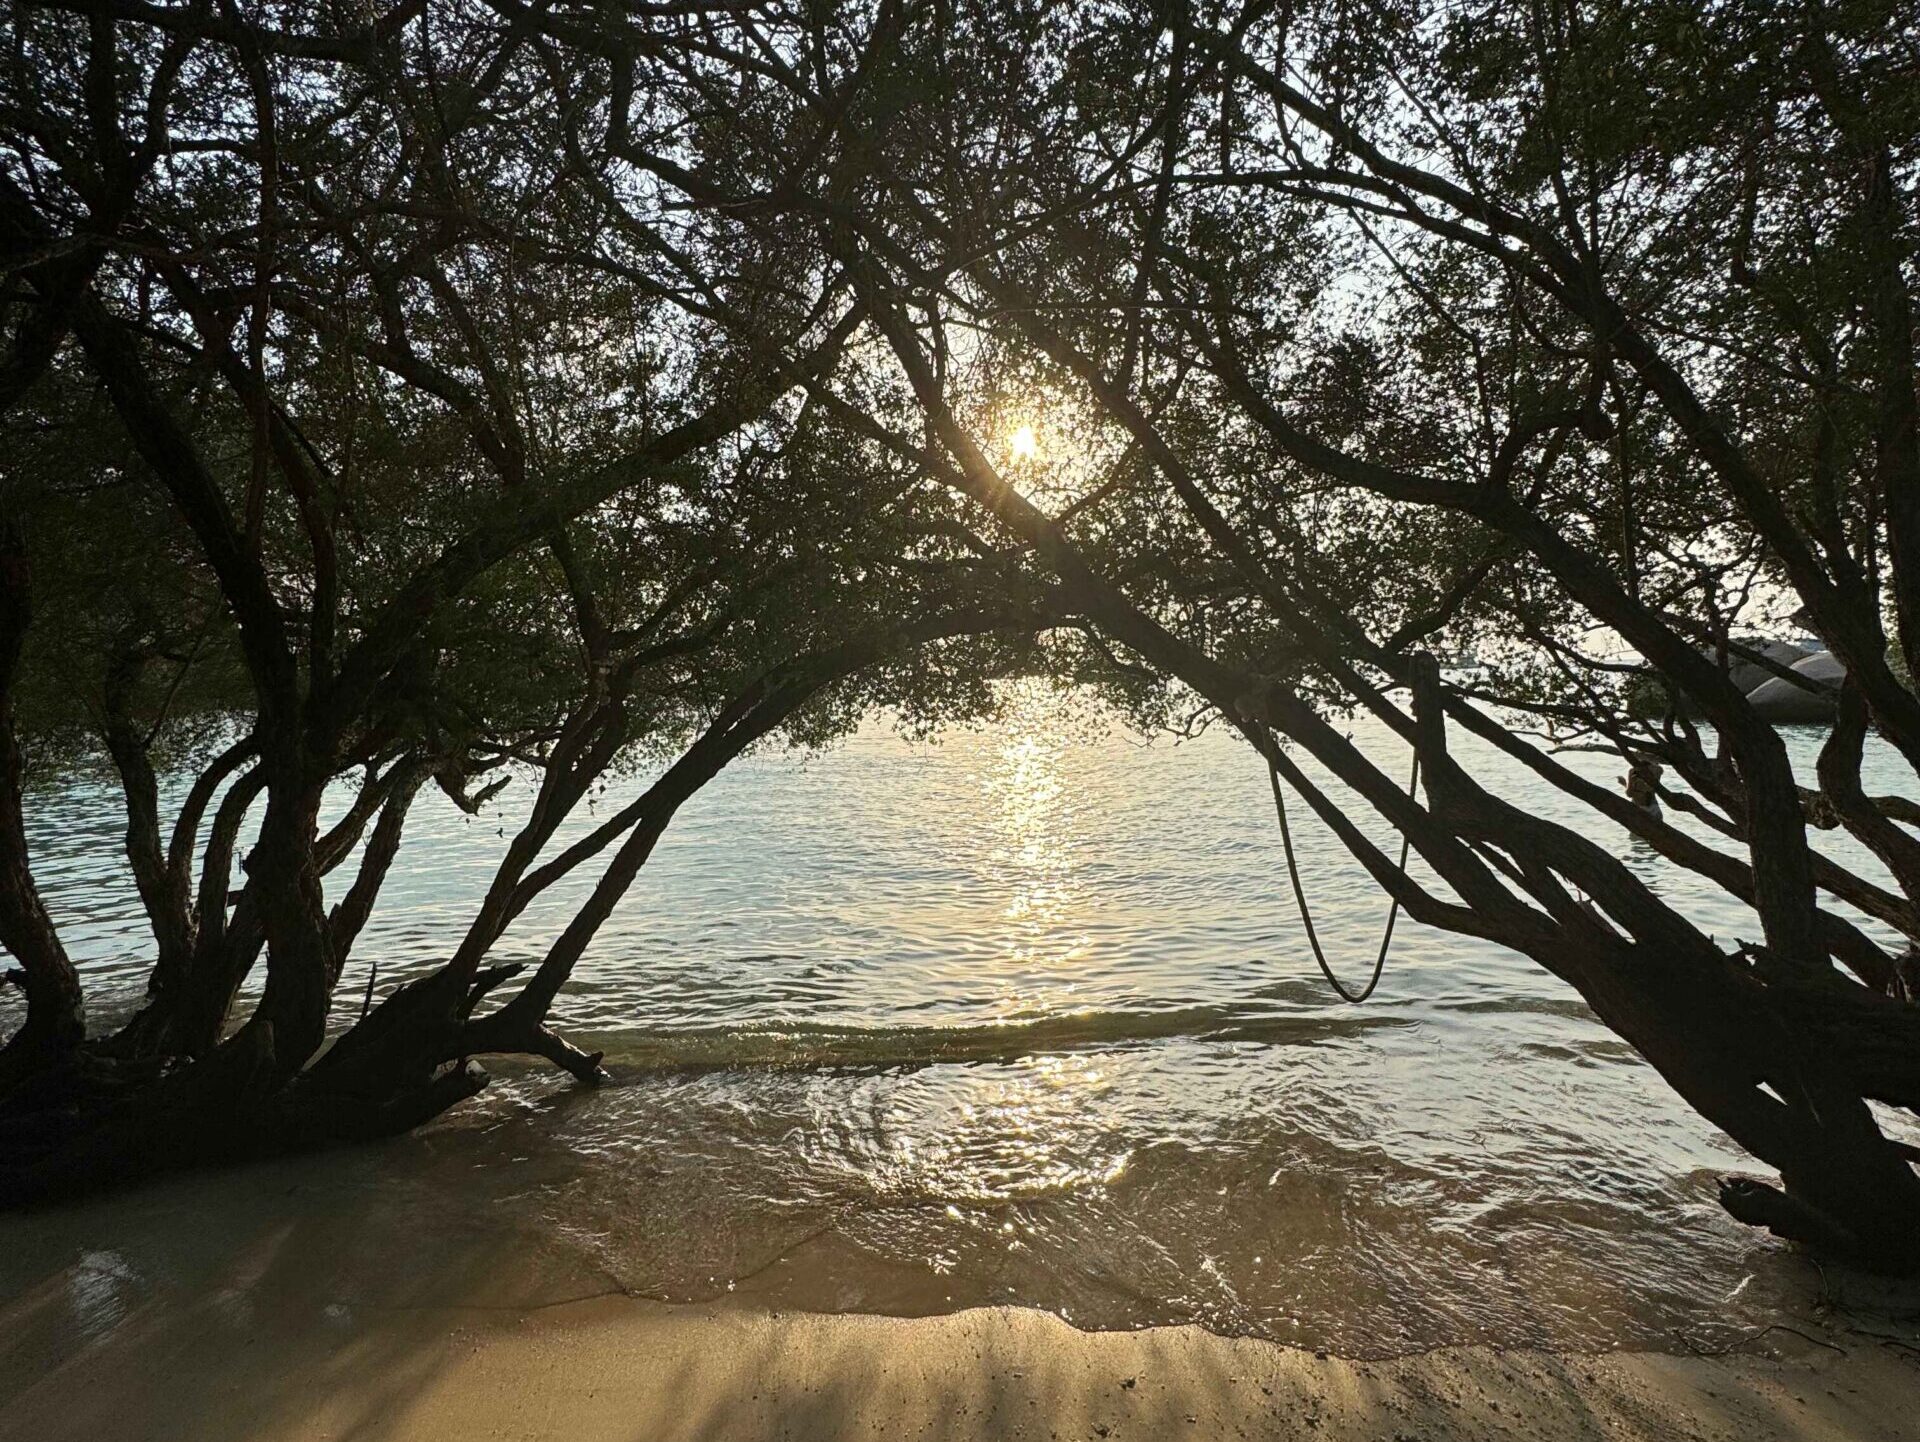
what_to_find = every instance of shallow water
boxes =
[6,685,1915,1356]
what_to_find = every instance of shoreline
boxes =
[2,1136,1917,1441]
[5,1286,1916,1441]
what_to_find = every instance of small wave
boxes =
[1442,996,1595,1020]
[592,1006,1412,1074]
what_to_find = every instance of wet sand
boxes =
[3,1145,1919,1442]
[6,1292,1920,1442]
[5,1272,1918,1441]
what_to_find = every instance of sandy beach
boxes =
[3,1108,1918,1442]
[4,1153,1918,1442]
[5,1285,1920,1442]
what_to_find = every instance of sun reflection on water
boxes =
[811,683,1131,1210]
[830,1052,1132,1207]
[983,683,1092,1001]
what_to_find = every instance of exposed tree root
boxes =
[1718,1177,1874,1264]
[0,986,604,1207]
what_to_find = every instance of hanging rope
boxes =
[1265,742,1421,1004]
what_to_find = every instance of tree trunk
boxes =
[239,775,336,1075]
[0,521,82,1088]
[101,649,198,1026]
[1548,936,1920,1272]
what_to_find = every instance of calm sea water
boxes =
[6,684,1915,1355]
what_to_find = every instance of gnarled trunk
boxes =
[0,521,82,1086]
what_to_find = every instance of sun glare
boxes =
[1008,424,1040,462]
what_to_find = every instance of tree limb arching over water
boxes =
[0,0,1067,1193]
[2,0,1920,1278]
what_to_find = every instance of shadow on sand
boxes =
[2,1139,1917,1442]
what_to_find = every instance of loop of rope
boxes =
[1265,744,1421,1004]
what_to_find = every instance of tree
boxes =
[0,0,1063,1196]
[561,0,1920,1270]
[7,0,1918,1282]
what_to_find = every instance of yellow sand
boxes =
[2,1150,1915,1441]
[4,1289,1917,1442]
